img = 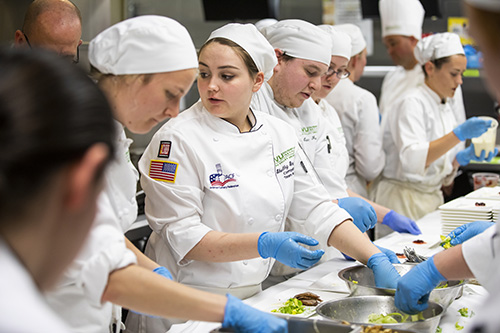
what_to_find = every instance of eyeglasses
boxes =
[324,67,350,79]
[23,32,80,65]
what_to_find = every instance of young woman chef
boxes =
[133,23,401,332]
[395,5,500,330]
[313,24,421,238]
[374,32,496,220]
[0,47,114,333]
[44,16,286,333]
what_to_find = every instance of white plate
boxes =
[439,197,500,213]
[251,288,345,318]
[307,271,351,293]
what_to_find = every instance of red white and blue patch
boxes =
[149,160,178,183]
[158,141,172,158]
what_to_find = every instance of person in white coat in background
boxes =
[45,16,286,333]
[395,5,500,329]
[314,24,421,240]
[0,47,114,333]
[131,22,400,332]
[324,24,383,199]
[375,32,496,221]
[378,0,466,129]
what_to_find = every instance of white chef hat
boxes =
[414,32,465,65]
[379,0,425,40]
[261,19,332,66]
[89,15,198,75]
[207,23,278,81]
[254,18,278,32]
[464,0,500,11]
[332,24,367,57]
[317,25,352,60]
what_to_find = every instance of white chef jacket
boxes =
[379,64,466,130]
[0,239,70,333]
[45,121,138,333]
[375,84,462,220]
[325,78,385,197]
[251,82,349,199]
[138,101,350,285]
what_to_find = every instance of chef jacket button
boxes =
[267,170,274,177]
[243,260,248,265]
[275,214,282,222]
[248,218,254,225]
[213,137,219,142]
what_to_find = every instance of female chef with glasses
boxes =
[374,32,496,221]
[132,23,401,332]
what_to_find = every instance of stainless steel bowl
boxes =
[316,295,443,333]
[338,264,465,310]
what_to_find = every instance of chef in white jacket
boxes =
[46,16,286,333]
[375,32,495,220]
[135,22,401,332]
[378,0,467,127]
[395,2,500,331]
[0,48,114,333]
[324,24,384,199]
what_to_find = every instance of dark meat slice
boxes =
[294,292,323,306]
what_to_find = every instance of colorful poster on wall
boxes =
[448,17,481,72]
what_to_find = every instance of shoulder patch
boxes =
[149,160,178,183]
[158,141,172,158]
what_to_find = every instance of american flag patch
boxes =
[149,160,178,183]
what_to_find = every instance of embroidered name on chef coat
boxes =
[275,147,295,179]
[301,125,318,142]
[209,163,238,189]
[158,141,172,158]
[149,160,178,183]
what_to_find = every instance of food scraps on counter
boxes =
[455,322,464,330]
[293,292,322,306]
[436,326,442,333]
[458,307,474,317]
[412,239,427,244]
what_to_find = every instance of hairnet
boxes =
[207,23,277,81]
[379,0,425,40]
[465,0,500,11]
[333,24,367,57]
[414,32,465,65]
[261,19,332,66]
[318,25,352,60]
[254,18,278,32]
[89,15,198,75]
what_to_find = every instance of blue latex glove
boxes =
[395,257,445,314]
[448,221,495,246]
[153,266,173,280]
[382,210,422,235]
[376,245,400,264]
[338,197,377,233]
[453,117,491,141]
[367,252,401,289]
[456,145,498,166]
[222,294,288,333]
[258,232,325,270]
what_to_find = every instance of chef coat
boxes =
[379,65,466,128]
[375,84,461,220]
[0,238,70,333]
[325,78,385,198]
[251,82,349,199]
[45,121,138,333]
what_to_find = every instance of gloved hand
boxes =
[453,117,491,141]
[338,197,377,233]
[382,210,422,235]
[258,232,325,270]
[456,145,498,166]
[367,252,401,289]
[395,256,445,314]
[376,245,400,264]
[448,221,495,246]
[153,266,173,280]
[222,294,288,333]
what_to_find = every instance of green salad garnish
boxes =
[271,298,305,315]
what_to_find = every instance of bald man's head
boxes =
[15,0,82,63]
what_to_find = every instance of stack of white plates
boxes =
[439,197,500,235]
[465,186,500,201]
